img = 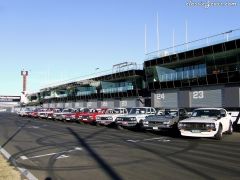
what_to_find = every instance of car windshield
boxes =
[191,109,221,117]
[104,109,126,114]
[63,109,72,113]
[77,108,89,113]
[165,110,178,116]
[129,108,147,114]
[114,109,126,114]
[105,109,114,114]
[157,110,178,117]
[54,109,61,112]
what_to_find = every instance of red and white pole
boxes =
[21,70,28,95]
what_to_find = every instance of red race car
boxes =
[78,108,108,124]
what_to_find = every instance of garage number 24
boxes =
[156,93,165,100]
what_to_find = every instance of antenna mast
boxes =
[157,12,160,56]
[185,20,188,50]
[145,24,147,54]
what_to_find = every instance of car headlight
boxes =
[143,121,148,124]
[205,123,215,130]
[163,121,170,125]
[178,123,187,129]
[108,117,113,120]
[79,116,82,118]
[116,117,122,121]
[130,117,136,121]
[96,116,100,120]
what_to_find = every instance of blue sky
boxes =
[0,0,239,95]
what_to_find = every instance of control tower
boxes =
[20,70,28,104]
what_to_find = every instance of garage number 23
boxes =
[193,91,204,99]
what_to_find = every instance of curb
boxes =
[0,146,38,180]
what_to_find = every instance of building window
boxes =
[153,64,207,82]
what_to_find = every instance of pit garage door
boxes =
[65,102,73,108]
[56,103,65,108]
[87,100,98,109]
[74,101,86,108]
[223,87,240,108]
[49,103,56,108]
[98,100,115,108]
[152,91,178,108]
[119,98,142,108]
[43,103,49,108]
[190,87,222,108]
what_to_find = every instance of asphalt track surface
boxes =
[0,113,240,180]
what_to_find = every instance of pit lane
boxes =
[0,113,240,180]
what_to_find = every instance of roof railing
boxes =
[146,28,240,60]
[38,62,143,91]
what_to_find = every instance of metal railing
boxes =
[146,28,240,60]
[39,62,143,90]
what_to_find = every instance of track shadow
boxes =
[128,140,216,180]
[67,127,123,180]
[1,120,30,148]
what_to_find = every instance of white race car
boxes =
[178,108,233,140]
[18,108,33,117]
[96,108,128,126]
[116,107,156,128]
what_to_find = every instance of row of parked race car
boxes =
[17,107,237,140]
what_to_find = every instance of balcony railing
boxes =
[40,63,143,90]
[101,85,134,93]
[43,96,53,99]
[56,94,68,98]
[76,90,97,96]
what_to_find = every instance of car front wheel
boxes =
[226,122,233,135]
[215,125,223,140]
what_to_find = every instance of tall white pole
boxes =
[173,29,175,53]
[157,12,160,56]
[185,20,188,50]
[206,33,209,45]
[145,24,147,55]
[47,66,50,84]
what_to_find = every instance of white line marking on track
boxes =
[143,137,165,141]
[24,126,40,129]
[158,139,171,142]
[127,137,171,143]
[20,155,28,160]
[20,147,82,160]
[56,155,69,159]
[163,139,171,142]
[126,140,139,143]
